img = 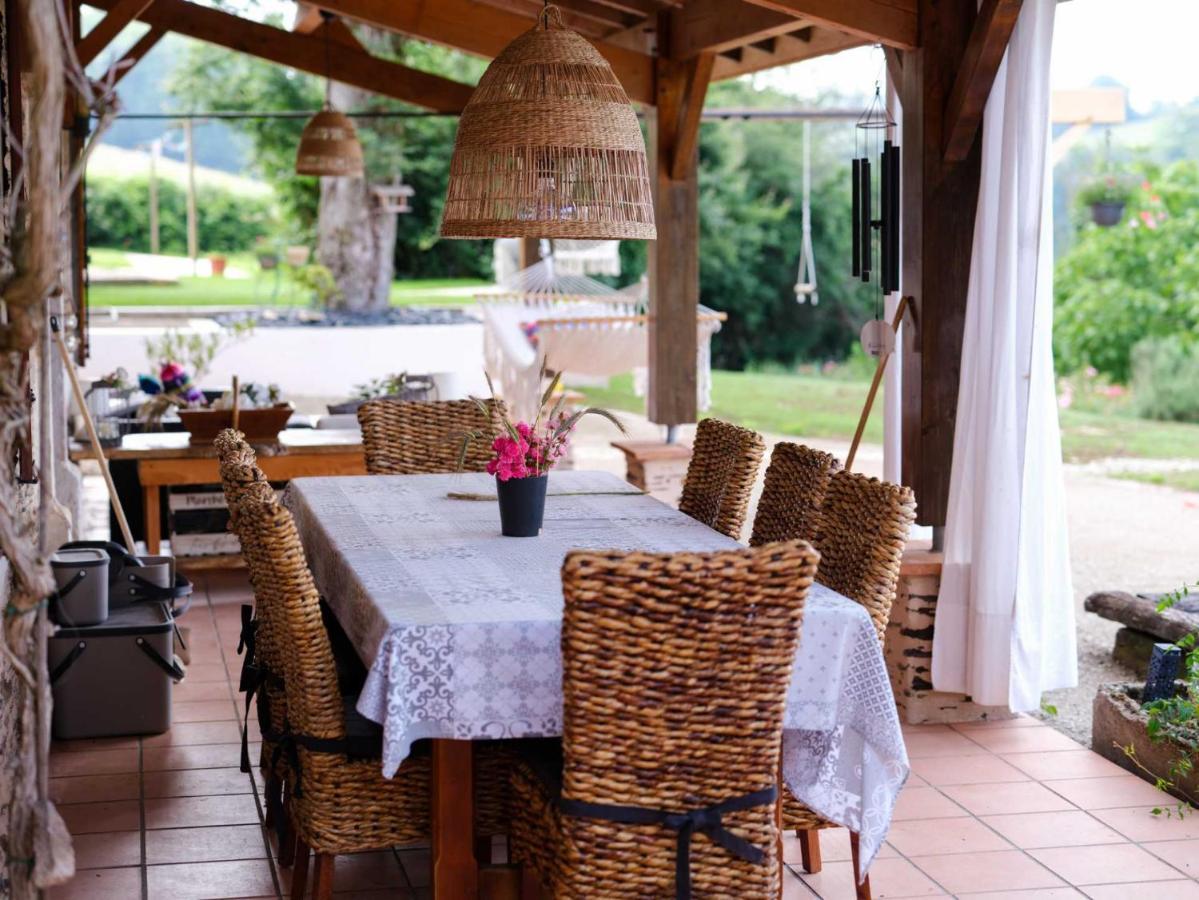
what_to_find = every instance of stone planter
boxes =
[1092,682,1198,805]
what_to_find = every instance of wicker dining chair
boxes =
[357,398,507,475]
[509,541,820,899]
[749,442,842,547]
[783,470,916,898]
[677,417,766,540]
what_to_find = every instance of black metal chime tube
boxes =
[859,157,871,283]
[851,158,861,277]
[888,141,901,293]
[880,144,891,293]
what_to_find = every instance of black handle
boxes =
[50,641,87,685]
[135,637,186,682]
[50,570,88,603]
[60,540,142,575]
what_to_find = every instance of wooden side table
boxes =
[610,440,693,506]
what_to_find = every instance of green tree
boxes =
[1055,160,1199,381]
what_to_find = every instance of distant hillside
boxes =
[87,144,272,197]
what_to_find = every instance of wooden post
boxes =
[897,0,984,527]
[148,138,161,255]
[517,236,541,272]
[183,117,198,275]
[646,11,714,428]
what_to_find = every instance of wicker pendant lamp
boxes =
[295,13,364,177]
[440,5,655,240]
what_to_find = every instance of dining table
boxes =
[286,469,909,898]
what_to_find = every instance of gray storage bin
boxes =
[111,554,172,609]
[50,602,183,739]
[50,548,109,627]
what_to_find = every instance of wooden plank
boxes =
[669,52,714,180]
[76,0,156,67]
[899,0,982,527]
[711,26,864,80]
[739,0,917,49]
[87,0,477,112]
[137,452,367,487]
[101,25,164,87]
[308,0,655,105]
[431,740,477,899]
[670,0,808,57]
[942,0,1023,162]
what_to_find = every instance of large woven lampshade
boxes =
[440,6,655,240]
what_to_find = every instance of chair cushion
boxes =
[321,599,368,695]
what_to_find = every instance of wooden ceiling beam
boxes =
[100,24,164,86]
[302,0,655,104]
[292,3,326,34]
[87,0,477,112]
[738,0,917,49]
[76,0,156,67]
[942,0,1023,161]
[712,26,865,80]
[670,0,811,58]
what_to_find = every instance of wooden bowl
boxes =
[178,404,294,446]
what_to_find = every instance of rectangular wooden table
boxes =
[287,471,909,899]
[70,428,366,556]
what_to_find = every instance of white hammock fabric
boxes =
[480,260,721,421]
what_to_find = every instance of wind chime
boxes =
[794,120,818,305]
[851,84,900,357]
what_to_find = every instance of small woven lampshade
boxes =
[440,7,655,241]
[295,109,364,177]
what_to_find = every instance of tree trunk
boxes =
[315,80,396,314]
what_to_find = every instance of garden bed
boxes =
[1092,682,1198,805]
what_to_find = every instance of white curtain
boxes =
[932,0,1077,711]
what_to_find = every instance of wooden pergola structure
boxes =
[70,0,1025,529]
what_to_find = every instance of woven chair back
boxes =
[812,471,916,645]
[750,442,842,547]
[214,429,275,516]
[357,399,507,475]
[231,497,345,742]
[558,541,819,896]
[678,418,766,540]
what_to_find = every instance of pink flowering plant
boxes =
[459,367,625,481]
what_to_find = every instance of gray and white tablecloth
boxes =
[286,470,909,869]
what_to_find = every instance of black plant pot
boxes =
[496,475,548,537]
[1091,201,1125,227]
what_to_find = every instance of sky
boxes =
[760,0,1199,114]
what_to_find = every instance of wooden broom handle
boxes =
[231,375,241,431]
[846,296,910,473]
[50,317,137,552]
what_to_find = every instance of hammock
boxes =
[480,255,724,421]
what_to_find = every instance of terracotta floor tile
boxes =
[49,748,140,777]
[59,800,142,835]
[952,715,1043,731]
[1091,806,1199,842]
[397,848,431,888]
[911,849,1065,894]
[181,663,231,684]
[962,726,1087,754]
[143,720,242,747]
[174,680,235,704]
[69,830,142,869]
[1030,843,1184,885]
[46,866,142,900]
[979,810,1126,849]
[145,858,277,900]
[1145,839,1199,878]
[940,780,1075,816]
[51,736,139,753]
[49,773,140,805]
[173,700,239,723]
[902,730,991,758]
[142,766,255,798]
[1042,775,1175,810]
[324,851,406,891]
[1083,881,1199,900]
[144,793,261,829]
[783,872,819,900]
[902,724,954,736]
[798,857,946,898]
[782,827,897,866]
[953,891,1084,900]
[891,787,968,821]
[144,824,270,864]
[1001,750,1131,781]
[143,742,253,772]
[910,754,1030,786]
[885,815,1012,856]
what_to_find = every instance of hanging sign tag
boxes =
[860,319,894,358]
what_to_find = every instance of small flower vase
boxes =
[496,474,548,537]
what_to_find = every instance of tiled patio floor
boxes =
[48,571,1198,899]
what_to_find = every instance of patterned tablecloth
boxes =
[286,470,909,868]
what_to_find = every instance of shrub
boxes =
[86,175,279,255]
[1131,336,1199,423]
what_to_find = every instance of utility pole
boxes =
[183,118,198,275]
[148,138,161,255]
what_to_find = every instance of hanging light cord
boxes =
[321,10,334,108]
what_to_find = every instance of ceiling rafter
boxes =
[711,26,866,80]
[739,0,917,49]
[669,0,811,59]
[942,0,1024,160]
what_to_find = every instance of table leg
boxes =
[432,738,477,899]
[142,484,161,554]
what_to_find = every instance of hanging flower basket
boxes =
[1091,201,1126,227]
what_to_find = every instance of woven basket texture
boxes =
[357,398,507,476]
[678,418,766,540]
[749,442,842,547]
[295,109,364,177]
[782,471,915,831]
[510,541,819,897]
[440,12,654,240]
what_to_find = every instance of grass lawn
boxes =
[88,276,489,307]
[583,370,1199,466]
[1113,470,1199,493]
